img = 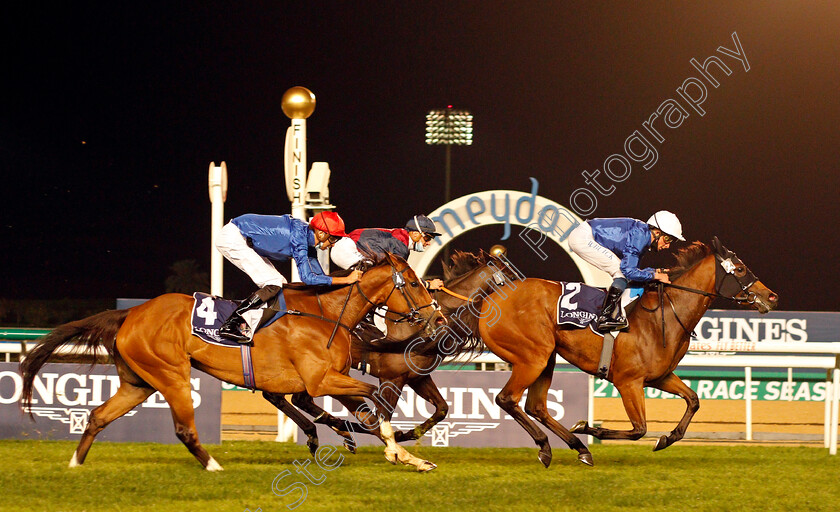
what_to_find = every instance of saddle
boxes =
[189,292,287,347]
[555,282,642,336]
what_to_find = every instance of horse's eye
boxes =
[736,266,745,274]
[410,281,419,288]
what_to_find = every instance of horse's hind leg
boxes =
[394,375,447,443]
[290,393,360,454]
[524,359,593,466]
[495,362,553,467]
[264,392,322,457]
[648,372,699,451]
[127,357,221,470]
[70,378,154,467]
[572,378,648,441]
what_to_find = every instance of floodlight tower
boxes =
[425,106,473,261]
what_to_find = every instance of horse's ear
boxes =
[442,260,453,280]
[711,236,732,257]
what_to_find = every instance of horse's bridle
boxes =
[642,250,762,346]
[354,261,441,330]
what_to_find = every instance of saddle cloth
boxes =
[190,292,287,347]
[555,282,643,335]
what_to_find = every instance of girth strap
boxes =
[240,345,256,391]
[596,331,616,380]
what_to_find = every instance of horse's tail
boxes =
[19,309,131,415]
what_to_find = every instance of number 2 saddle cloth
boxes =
[189,292,287,347]
[555,282,643,336]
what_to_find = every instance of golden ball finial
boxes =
[281,86,316,119]
[489,245,507,257]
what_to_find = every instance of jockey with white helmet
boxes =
[215,211,362,343]
[567,210,685,332]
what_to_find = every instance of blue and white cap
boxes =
[405,215,442,236]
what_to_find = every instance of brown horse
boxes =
[264,250,519,453]
[19,254,445,471]
[476,237,778,467]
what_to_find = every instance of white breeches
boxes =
[215,222,288,288]
[567,222,625,280]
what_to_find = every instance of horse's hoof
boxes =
[205,457,224,471]
[538,449,552,468]
[653,435,670,452]
[417,460,437,472]
[570,420,587,434]
[306,439,319,457]
[343,440,357,454]
[384,450,398,465]
[578,453,594,466]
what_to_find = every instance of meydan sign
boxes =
[407,178,611,287]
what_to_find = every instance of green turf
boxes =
[2,440,838,512]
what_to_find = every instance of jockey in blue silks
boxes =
[567,210,685,332]
[214,211,362,343]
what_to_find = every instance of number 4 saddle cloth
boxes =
[190,292,287,347]
[555,282,643,335]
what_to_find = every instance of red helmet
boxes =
[309,211,348,237]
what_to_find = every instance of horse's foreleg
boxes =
[648,372,699,451]
[495,362,553,468]
[524,359,593,466]
[70,380,154,467]
[332,395,436,472]
[395,375,447,443]
[290,392,361,454]
[572,378,647,441]
[263,392,321,457]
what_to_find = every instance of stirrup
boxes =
[595,316,628,333]
[219,318,252,343]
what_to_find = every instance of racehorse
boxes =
[477,237,778,467]
[264,250,519,454]
[19,254,445,471]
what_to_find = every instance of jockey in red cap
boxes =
[215,211,361,343]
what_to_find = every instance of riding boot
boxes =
[595,286,628,333]
[219,291,266,343]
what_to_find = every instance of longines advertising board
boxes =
[296,370,589,448]
[0,363,222,443]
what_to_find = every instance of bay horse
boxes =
[477,237,778,467]
[264,250,519,453]
[19,254,445,471]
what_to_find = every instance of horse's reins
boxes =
[641,255,761,347]
[438,286,475,302]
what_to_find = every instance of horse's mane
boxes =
[444,250,487,280]
[667,241,713,280]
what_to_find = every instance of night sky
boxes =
[3,2,839,311]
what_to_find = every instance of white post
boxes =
[208,162,227,297]
[289,119,307,283]
[282,86,316,284]
[745,366,753,441]
[825,371,832,449]
[587,374,595,446]
[831,367,839,455]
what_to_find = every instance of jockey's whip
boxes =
[327,282,354,349]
